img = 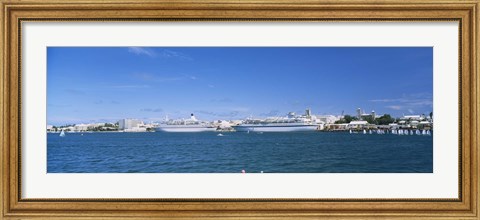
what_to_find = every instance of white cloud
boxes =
[128,47,156,57]
[132,72,197,83]
[370,93,432,112]
[160,49,192,60]
[127,48,192,60]
[386,105,402,110]
[140,108,163,113]
[107,85,150,89]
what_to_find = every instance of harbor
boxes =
[47,107,434,173]
[47,107,433,135]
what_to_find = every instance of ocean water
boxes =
[47,132,433,173]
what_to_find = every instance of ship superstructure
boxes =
[154,114,216,132]
[232,109,322,132]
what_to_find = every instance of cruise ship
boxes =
[232,109,321,132]
[154,114,217,132]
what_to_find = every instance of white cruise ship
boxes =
[232,110,320,132]
[155,114,217,132]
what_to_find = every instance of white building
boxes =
[123,127,147,132]
[388,123,400,129]
[356,107,377,120]
[401,115,425,121]
[213,120,233,128]
[73,123,90,132]
[315,115,340,124]
[347,120,369,129]
[118,119,144,130]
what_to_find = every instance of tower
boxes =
[305,108,312,119]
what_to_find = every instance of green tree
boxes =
[362,115,375,124]
[376,114,395,125]
[334,115,360,124]
[343,115,355,123]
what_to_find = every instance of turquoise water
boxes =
[47,132,433,173]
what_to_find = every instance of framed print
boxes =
[1,0,478,219]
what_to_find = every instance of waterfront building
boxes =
[123,127,147,132]
[213,120,234,129]
[326,123,349,131]
[347,120,369,129]
[315,115,340,124]
[118,119,144,130]
[410,120,420,127]
[401,115,425,121]
[388,123,400,129]
[73,123,90,132]
[356,107,377,120]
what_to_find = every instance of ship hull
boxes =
[155,126,216,132]
[232,124,318,132]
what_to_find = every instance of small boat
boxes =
[217,133,224,136]
[363,129,366,134]
[349,130,352,134]
[369,130,372,134]
[59,130,65,137]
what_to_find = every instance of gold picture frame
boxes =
[1,0,478,219]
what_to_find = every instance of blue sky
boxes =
[47,47,433,125]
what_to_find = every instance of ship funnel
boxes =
[190,113,197,121]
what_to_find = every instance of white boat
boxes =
[154,114,216,132]
[232,111,319,132]
[59,130,65,137]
